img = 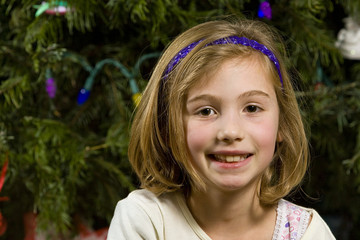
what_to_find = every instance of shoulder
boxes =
[107,189,169,239]
[113,189,175,223]
[125,188,163,205]
[302,207,336,239]
[273,199,311,240]
[107,189,182,240]
[277,199,311,223]
[273,199,335,240]
[123,189,180,213]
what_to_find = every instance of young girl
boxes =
[107,18,335,240]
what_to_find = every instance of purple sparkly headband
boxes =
[162,36,283,88]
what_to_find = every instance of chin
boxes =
[213,180,250,191]
[210,175,260,192]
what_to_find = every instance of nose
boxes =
[216,112,244,143]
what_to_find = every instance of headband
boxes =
[162,36,283,88]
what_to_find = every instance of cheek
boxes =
[185,121,213,156]
[251,118,279,153]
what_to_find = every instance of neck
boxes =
[188,185,261,223]
[187,184,276,239]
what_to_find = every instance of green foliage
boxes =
[274,1,343,84]
[1,0,360,239]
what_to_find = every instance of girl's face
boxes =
[183,56,281,193]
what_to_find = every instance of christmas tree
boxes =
[1,0,360,239]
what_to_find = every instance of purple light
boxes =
[46,78,56,98]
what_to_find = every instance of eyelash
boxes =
[195,104,262,116]
[197,107,216,116]
[244,105,262,113]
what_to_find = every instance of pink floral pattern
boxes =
[272,199,311,240]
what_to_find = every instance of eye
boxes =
[197,108,216,116]
[245,105,261,113]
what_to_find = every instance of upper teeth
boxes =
[214,154,249,162]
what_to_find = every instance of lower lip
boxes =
[211,155,252,170]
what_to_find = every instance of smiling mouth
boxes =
[210,154,253,163]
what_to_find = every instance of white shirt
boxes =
[107,189,335,240]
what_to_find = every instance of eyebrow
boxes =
[186,90,270,104]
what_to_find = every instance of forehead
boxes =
[187,55,276,96]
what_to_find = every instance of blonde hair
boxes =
[128,17,309,205]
